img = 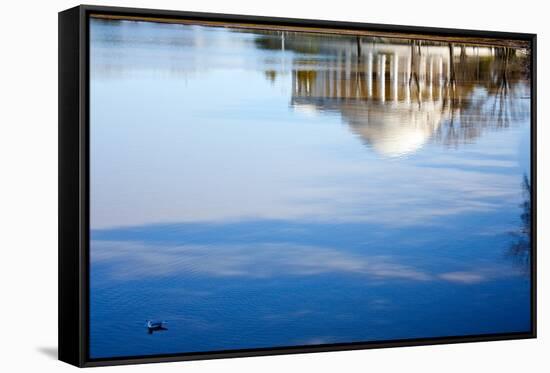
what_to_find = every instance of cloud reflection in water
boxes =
[92,238,520,285]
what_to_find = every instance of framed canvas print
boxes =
[58,5,537,367]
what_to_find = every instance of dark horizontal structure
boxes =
[59,4,537,367]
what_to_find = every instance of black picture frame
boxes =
[59,4,537,367]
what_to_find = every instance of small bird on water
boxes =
[145,320,168,334]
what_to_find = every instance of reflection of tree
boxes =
[287,40,529,155]
[485,47,528,129]
[409,40,422,103]
[508,175,531,271]
[246,30,532,155]
[433,46,530,148]
[447,43,456,89]
[264,70,277,83]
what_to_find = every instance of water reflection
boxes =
[89,18,532,359]
[275,34,530,156]
[508,175,532,270]
[91,19,530,158]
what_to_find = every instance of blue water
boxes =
[89,18,531,358]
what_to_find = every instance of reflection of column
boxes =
[419,55,425,102]
[438,56,443,82]
[331,57,336,98]
[345,48,352,97]
[367,51,373,98]
[446,54,451,81]
[379,54,386,103]
[419,55,425,81]
[281,31,285,76]
[325,69,330,98]
[438,56,443,101]
[428,56,434,100]
[392,52,398,102]
[406,53,411,103]
[340,53,346,98]
[337,54,341,98]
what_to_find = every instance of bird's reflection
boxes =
[147,326,168,335]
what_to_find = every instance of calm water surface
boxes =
[89,18,531,358]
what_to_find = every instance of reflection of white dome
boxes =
[343,101,448,157]
[293,103,319,117]
[360,123,431,157]
[291,98,449,158]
